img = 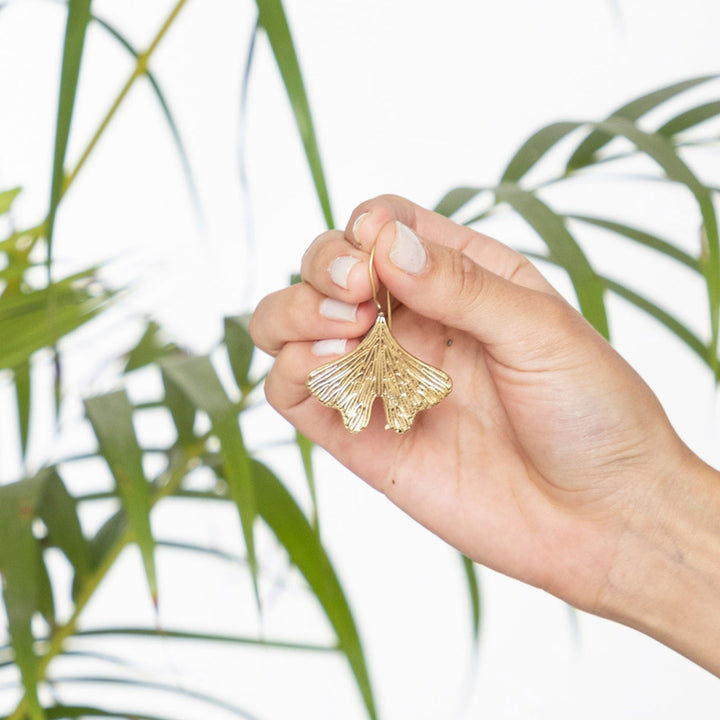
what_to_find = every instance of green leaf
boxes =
[251,460,377,720]
[13,360,31,460]
[255,0,334,227]
[162,371,197,448]
[43,676,261,720]
[433,187,487,218]
[37,468,90,584]
[460,554,481,643]
[160,356,259,605]
[567,214,700,271]
[123,320,178,373]
[43,706,194,720]
[494,185,609,338]
[0,186,21,215]
[87,10,202,221]
[74,626,337,653]
[502,121,580,183]
[0,270,114,371]
[657,100,720,137]
[46,0,92,262]
[0,477,47,719]
[295,431,318,534]
[524,251,711,368]
[566,75,718,171]
[84,391,157,605]
[224,315,255,392]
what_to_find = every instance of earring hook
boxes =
[368,245,392,330]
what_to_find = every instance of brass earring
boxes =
[306,246,452,433]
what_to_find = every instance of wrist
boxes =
[597,443,720,675]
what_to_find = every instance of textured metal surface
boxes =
[307,312,452,433]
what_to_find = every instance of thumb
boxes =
[374,221,574,363]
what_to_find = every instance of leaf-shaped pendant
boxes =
[306,311,452,433]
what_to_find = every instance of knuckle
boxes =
[454,252,486,314]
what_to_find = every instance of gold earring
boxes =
[306,246,452,433]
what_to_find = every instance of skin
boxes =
[250,194,720,676]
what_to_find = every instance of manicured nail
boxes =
[352,212,370,243]
[312,338,347,356]
[329,256,360,289]
[320,297,357,322]
[390,222,426,274]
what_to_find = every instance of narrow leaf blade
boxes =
[255,0,334,227]
[495,185,609,337]
[84,391,157,604]
[160,356,258,604]
[252,460,377,720]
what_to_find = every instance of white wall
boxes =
[1,0,719,718]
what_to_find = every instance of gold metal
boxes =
[307,249,452,433]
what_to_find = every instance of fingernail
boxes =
[329,256,360,289]
[312,338,347,357]
[390,222,426,274]
[352,212,370,243]
[320,297,357,322]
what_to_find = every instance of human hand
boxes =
[250,195,720,672]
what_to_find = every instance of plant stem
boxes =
[63,0,189,194]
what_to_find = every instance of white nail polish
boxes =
[329,256,360,289]
[352,212,370,243]
[312,338,347,357]
[390,221,426,274]
[320,297,357,322]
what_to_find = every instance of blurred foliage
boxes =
[1,0,719,718]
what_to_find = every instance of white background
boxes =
[1,0,720,718]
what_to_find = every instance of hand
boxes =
[250,195,720,673]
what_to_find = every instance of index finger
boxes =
[346,194,559,296]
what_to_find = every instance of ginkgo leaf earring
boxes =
[306,246,452,433]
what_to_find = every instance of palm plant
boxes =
[1,1,718,719]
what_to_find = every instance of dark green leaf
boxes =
[567,214,700,271]
[87,510,127,572]
[657,100,720,137]
[36,544,55,630]
[566,75,718,170]
[123,320,178,373]
[460,555,481,643]
[84,391,157,604]
[224,315,254,392]
[46,0,92,262]
[160,356,258,605]
[162,370,196,447]
[251,460,377,720]
[502,121,580,183]
[13,360,31,460]
[495,185,609,338]
[433,187,487,218]
[37,468,90,583]
[0,186,21,215]
[255,0,334,227]
[0,476,46,719]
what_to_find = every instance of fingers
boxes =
[346,194,559,296]
[300,230,376,303]
[371,219,577,366]
[250,281,375,357]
